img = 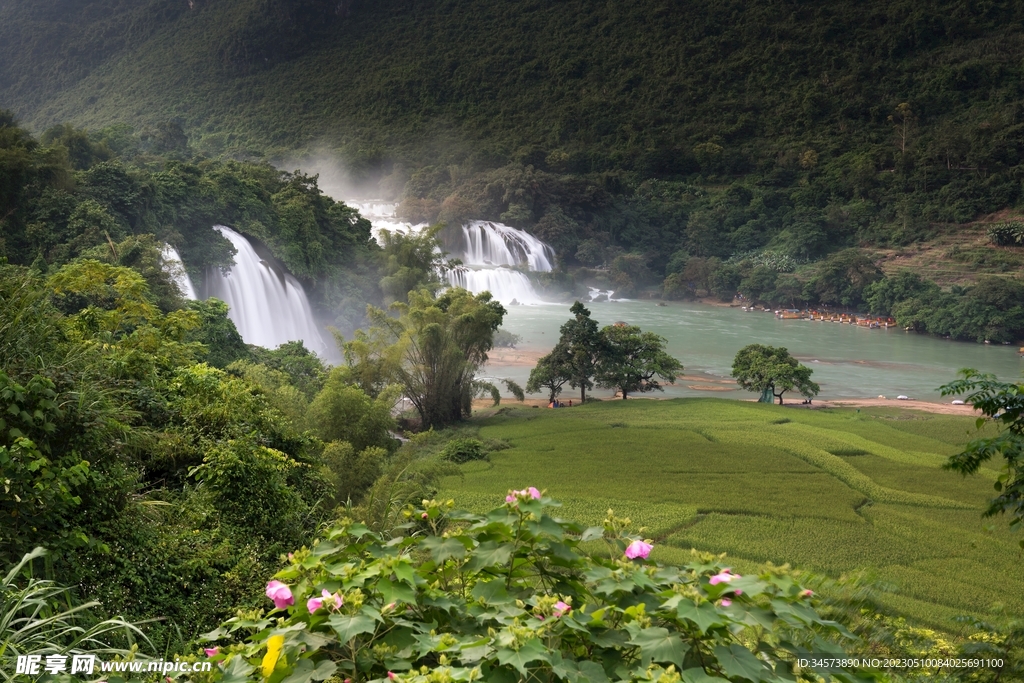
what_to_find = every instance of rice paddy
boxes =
[439,398,1021,628]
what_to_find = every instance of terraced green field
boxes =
[440,399,1020,628]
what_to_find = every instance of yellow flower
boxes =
[262,634,285,678]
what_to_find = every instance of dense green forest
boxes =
[3,0,1024,342]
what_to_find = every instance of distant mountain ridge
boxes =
[3,0,1022,181]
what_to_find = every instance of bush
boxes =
[201,493,869,682]
[988,222,1024,246]
[439,437,487,463]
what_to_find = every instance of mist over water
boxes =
[352,202,557,304]
[202,225,331,358]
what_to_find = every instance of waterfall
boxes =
[353,202,555,305]
[202,225,330,356]
[160,244,197,300]
[452,221,555,271]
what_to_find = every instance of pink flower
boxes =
[720,598,732,607]
[506,487,542,504]
[387,672,397,680]
[553,600,571,617]
[709,569,739,585]
[309,589,343,613]
[421,512,429,519]
[624,540,653,560]
[204,648,219,657]
[800,589,814,598]
[266,580,294,610]
[383,602,396,613]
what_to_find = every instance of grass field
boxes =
[439,398,1021,629]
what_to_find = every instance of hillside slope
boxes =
[3,0,1024,341]
[3,0,1023,178]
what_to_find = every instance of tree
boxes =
[366,288,505,428]
[558,301,603,402]
[731,344,819,405]
[595,325,682,399]
[526,342,572,402]
[941,370,1024,534]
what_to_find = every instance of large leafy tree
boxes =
[731,344,819,405]
[366,288,505,428]
[941,370,1024,535]
[595,325,682,400]
[558,301,604,402]
[526,342,572,402]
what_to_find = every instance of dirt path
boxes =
[816,397,980,415]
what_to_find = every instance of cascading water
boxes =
[160,245,197,300]
[202,225,330,357]
[352,202,556,304]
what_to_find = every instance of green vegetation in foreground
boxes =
[441,398,1018,629]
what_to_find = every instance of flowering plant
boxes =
[201,491,867,682]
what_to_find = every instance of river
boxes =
[486,299,1024,401]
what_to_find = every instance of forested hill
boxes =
[2,0,1022,179]
[4,0,1024,339]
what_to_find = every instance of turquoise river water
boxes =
[487,299,1024,402]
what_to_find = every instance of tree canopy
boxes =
[595,325,683,400]
[731,344,820,405]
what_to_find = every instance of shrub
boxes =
[987,222,1024,247]
[201,493,868,683]
[439,437,487,463]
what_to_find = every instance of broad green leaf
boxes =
[378,577,417,606]
[495,638,550,674]
[421,535,469,562]
[628,627,688,666]
[219,655,256,683]
[471,579,514,604]
[680,667,723,683]
[588,628,628,648]
[393,559,416,586]
[280,658,337,683]
[328,614,376,643]
[578,660,610,683]
[676,601,724,634]
[581,526,604,542]
[465,541,514,571]
[713,644,764,682]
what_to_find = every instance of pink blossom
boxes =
[553,600,571,617]
[720,598,732,607]
[506,487,542,504]
[204,648,219,657]
[800,589,814,598]
[421,512,429,519]
[383,602,396,612]
[309,589,343,613]
[387,672,397,680]
[709,569,739,585]
[265,580,294,610]
[624,540,653,560]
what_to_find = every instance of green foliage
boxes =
[987,222,1024,247]
[439,437,486,464]
[940,370,1024,533]
[1,547,150,679]
[806,249,883,309]
[321,441,386,507]
[868,275,1024,343]
[202,495,866,683]
[492,328,522,348]
[306,369,399,453]
[377,227,445,305]
[558,302,604,402]
[526,343,573,402]
[0,373,91,564]
[596,325,683,400]
[731,345,819,405]
[364,288,506,429]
